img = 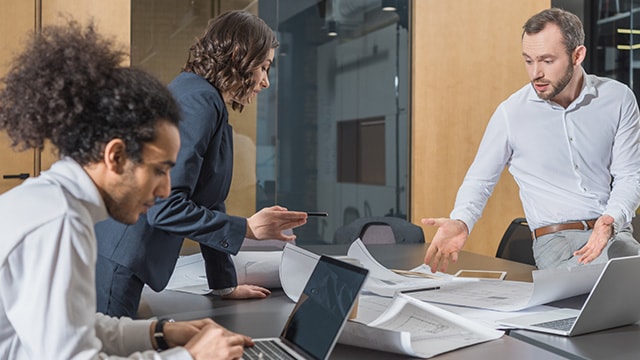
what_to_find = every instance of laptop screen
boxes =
[280,255,369,360]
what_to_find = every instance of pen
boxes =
[400,286,440,294]
[306,211,328,217]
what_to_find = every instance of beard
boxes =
[104,162,143,225]
[532,62,574,101]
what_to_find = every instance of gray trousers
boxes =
[533,229,640,269]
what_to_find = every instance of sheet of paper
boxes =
[340,293,503,358]
[279,240,452,301]
[165,253,211,295]
[280,240,453,299]
[347,239,453,296]
[233,251,282,288]
[408,262,605,311]
[342,295,555,356]
[356,293,554,331]
[165,251,283,295]
[339,321,415,356]
[353,294,395,324]
[528,262,605,305]
[433,303,556,330]
[280,243,320,302]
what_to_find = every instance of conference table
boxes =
[137,243,636,359]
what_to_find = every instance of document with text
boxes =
[346,239,454,296]
[407,261,605,311]
[279,240,453,301]
[339,292,503,358]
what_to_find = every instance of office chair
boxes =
[342,206,360,227]
[333,216,425,245]
[495,217,536,266]
[632,215,640,240]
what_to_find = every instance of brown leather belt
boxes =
[532,219,597,239]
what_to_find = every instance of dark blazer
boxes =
[96,72,246,291]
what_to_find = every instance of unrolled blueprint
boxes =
[407,261,605,311]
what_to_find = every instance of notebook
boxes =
[243,255,369,360]
[498,255,640,336]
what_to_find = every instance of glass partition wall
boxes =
[131,0,411,244]
[591,0,640,99]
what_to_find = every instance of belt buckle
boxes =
[580,220,589,230]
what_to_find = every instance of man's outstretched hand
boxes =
[421,218,469,273]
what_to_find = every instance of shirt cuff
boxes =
[121,318,155,352]
[604,210,625,236]
[449,211,475,234]
[158,347,193,360]
[209,286,236,296]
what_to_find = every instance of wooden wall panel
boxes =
[0,1,37,195]
[41,0,131,56]
[411,0,550,256]
[0,1,132,190]
[36,0,132,171]
[0,2,35,75]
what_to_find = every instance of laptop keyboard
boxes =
[243,340,297,360]
[533,317,577,331]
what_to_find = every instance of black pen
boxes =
[306,211,328,217]
[400,286,440,294]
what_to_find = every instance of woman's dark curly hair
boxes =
[183,10,278,112]
[0,20,180,165]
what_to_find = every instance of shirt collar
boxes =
[45,157,109,224]
[526,67,596,110]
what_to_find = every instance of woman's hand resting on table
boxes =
[222,284,271,299]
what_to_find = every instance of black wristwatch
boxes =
[154,318,175,351]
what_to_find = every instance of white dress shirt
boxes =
[450,69,640,232]
[0,158,191,359]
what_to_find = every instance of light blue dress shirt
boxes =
[450,69,640,233]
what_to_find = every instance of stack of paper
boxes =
[279,241,502,358]
[166,238,605,358]
[339,293,503,358]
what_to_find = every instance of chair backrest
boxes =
[632,215,640,240]
[361,224,396,244]
[333,216,425,245]
[342,206,360,227]
[495,217,536,266]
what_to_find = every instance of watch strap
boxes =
[154,318,174,351]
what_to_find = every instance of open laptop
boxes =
[243,255,369,360]
[498,255,640,336]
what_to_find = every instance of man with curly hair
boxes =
[0,20,252,359]
[95,10,308,318]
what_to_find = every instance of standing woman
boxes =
[95,10,308,318]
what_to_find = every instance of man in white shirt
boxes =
[0,20,252,359]
[422,8,640,271]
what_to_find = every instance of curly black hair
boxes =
[0,20,180,165]
[183,10,279,112]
